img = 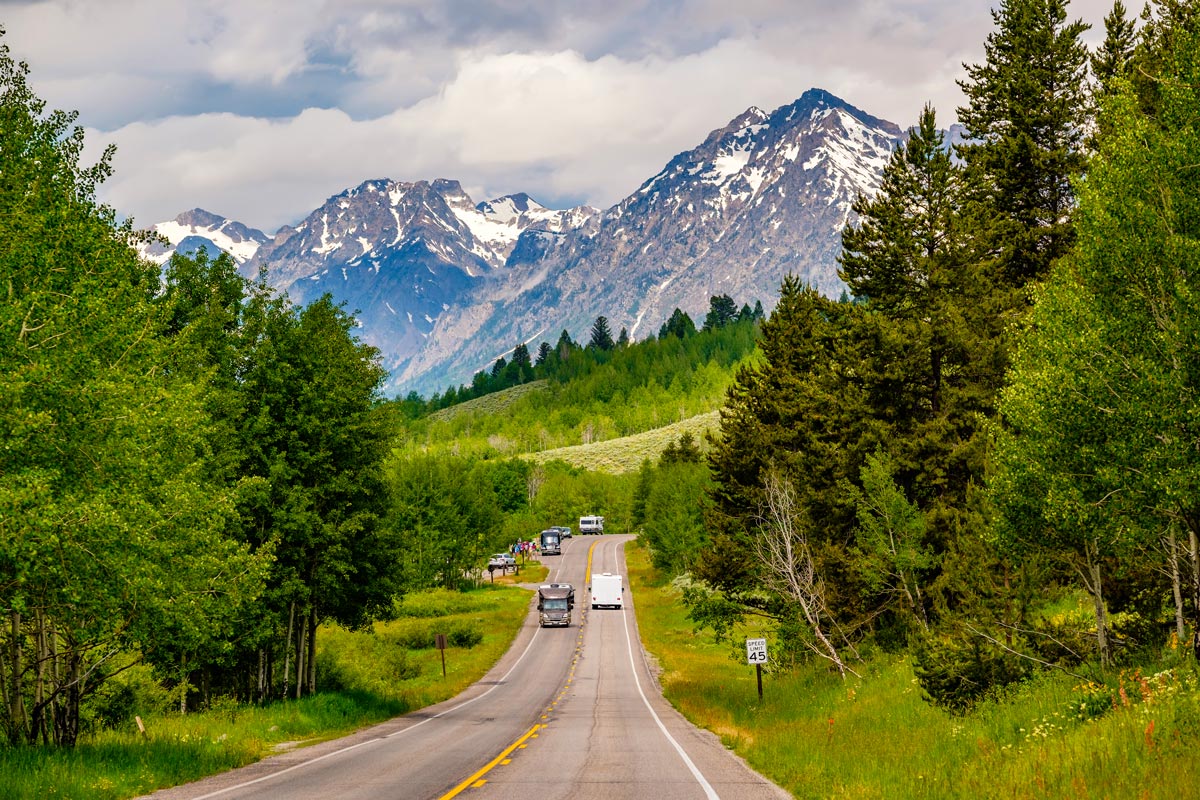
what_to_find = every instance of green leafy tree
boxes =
[386,455,503,590]
[849,451,935,632]
[234,294,395,697]
[0,35,264,745]
[642,461,711,574]
[991,22,1200,661]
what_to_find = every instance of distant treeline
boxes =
[395,296,765,416]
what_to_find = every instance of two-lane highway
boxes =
[142,535,789,800]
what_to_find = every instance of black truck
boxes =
[537,583,575,627]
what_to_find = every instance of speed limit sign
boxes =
[746,638,768,665]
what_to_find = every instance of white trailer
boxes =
[589,572,623,609]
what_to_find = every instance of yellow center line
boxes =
[440,540,603,800]
[437,723,544,799]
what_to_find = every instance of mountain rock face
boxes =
[236,178,599,380]
[402,88,902,393]
[147,88,905,396]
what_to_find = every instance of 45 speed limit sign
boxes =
[745,638,768,665]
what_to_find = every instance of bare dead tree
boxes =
[752,469,858,678]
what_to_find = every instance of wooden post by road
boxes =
[436,633,447,678]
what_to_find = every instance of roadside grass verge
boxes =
[626,541,1200,799]
[1,582,535,800]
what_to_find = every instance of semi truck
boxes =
[539,528,562,555]
[537,583,574,627]
[589,572,623,609]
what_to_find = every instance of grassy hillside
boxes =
[428,380,551,422]
[526,410,720,473]
[394,320,758,463]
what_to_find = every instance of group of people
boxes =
[511,540,540,557]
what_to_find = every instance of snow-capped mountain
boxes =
[147,88,906,396]
[140,208,270,265]
[236,178,599,380]
[400,88,902,393]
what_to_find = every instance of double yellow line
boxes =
[437,722,544,798]
[437,540,601,799]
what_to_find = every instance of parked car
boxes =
[488,552,516,570]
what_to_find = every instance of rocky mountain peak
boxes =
[144,88,907,396]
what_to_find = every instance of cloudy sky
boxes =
[5,0,1115,233]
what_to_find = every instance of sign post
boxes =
[436,633,448,678]
[745,638,768,700]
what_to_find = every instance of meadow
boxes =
[0,569,544,800]
[625,542,1200,799]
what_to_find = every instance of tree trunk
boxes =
[180,653,188,715]
[1167,529,1186,643]
[1189,525,1200,660]
[257,647,267,704]
[8,611,25,745]
[306,608,317,695]
[295,612,307,700]
[1085,538,1110,666]
[283,601,295,699]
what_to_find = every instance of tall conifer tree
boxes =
[957,0,1090,287]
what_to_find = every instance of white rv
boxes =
[589,572,623,609]
[579,515,605,534]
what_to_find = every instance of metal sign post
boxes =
[746,638,768,700]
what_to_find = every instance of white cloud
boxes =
[14,0,1120,231]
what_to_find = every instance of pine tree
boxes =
[957,0,1091,287]
[659,308,696,339]
[1091,1,1137,94]
[588,315,615,351]
[555,329,575,361]
[702,294,739,331]
[535,341,551,365]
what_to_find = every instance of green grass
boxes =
[0,582,534,800]
[626,541,1200,799]
[428,380,551,422]
[524,411,720,474]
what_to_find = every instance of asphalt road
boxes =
[141,534,790,800]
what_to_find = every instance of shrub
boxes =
[392,621,482,650]
[82,663,173,733]
[913,630,1032,713]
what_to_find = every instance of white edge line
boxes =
[190,607,545,799]
[620,543,720,800]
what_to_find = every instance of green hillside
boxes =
[525,410,719,474]
[392,317,759,464]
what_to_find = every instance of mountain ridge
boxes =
[145,87,907,395]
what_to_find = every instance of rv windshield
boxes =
[542,598,568,611]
